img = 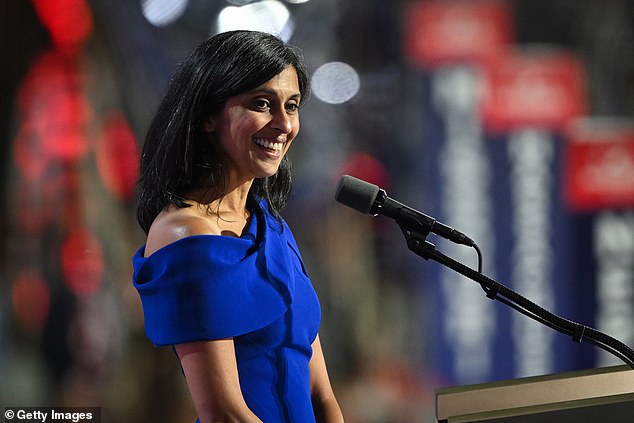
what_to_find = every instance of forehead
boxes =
[250,66,300,97]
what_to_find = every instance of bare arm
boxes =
[175,340,262,423]
[146,206,262,422]
[310,336,345,423]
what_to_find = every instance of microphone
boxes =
[335,175,475,247]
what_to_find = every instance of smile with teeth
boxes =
[254,138,284,152]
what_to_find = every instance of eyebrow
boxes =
[248,87,301,100]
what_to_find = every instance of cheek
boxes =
[221,107,260,136]
[284,122,300,151]
[221,121,256,151]
[290,118,300,140]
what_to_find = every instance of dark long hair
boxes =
[136,30,310,234]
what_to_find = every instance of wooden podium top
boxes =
[436,365,634,422]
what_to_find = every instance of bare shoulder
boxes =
[144,205,217,257]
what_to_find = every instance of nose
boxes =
[270,108,293,134]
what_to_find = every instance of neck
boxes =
[187,176,254,217]
[213,184,251,214]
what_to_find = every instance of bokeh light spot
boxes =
[39,91,93,161]
[339,152,390,190]
[311,61,360,104]
[96,112,140,201]
[15,52,92,167]
[216,0,293,41]
[141,0,189,27]
[31,0,94,53]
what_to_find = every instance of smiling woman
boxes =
[132,30,344,423]
[205,66,302,183]
[136,30,310,234]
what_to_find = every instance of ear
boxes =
[202,115,216,133]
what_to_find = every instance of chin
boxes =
[254,167,280,180]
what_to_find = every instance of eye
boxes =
[252,98,271,111]
[285,102,300,114]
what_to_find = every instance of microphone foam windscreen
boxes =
[335,175,379,214]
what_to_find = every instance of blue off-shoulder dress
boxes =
[132,203,321,422]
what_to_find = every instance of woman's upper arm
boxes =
[175,339,262,423]
[309,336,344,423]
[147,211,260,421]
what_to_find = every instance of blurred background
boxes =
[1,0,633,421]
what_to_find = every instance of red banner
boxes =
[403,0,513,68]
[480,49,587,132]
[565,119,634,211]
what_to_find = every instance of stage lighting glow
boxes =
[31,0,94,53]
[285,0,311,3]
[311,61,360,104]
[225,0,254,5]
[216,0,294,41]
[141,0,188,27]
[96,112,140,201]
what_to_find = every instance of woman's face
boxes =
[207,66,302,183]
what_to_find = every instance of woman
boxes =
[132,30,344,423]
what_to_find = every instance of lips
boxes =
[254,138,284,153]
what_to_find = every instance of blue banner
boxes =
[417,66,600,385]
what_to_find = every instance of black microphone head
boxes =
[335,175,380,214]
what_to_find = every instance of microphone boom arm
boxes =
[395,219,634,370]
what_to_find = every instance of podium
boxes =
[435,365,634,422]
